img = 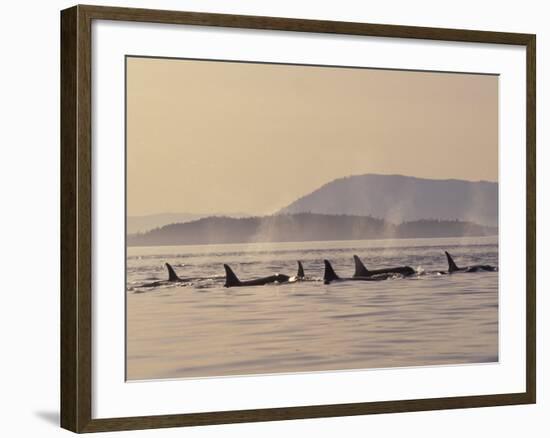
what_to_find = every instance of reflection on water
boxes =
[126,236,498,380]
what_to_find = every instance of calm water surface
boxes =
[126,236,498,380]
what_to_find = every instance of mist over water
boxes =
[126,236,498,380]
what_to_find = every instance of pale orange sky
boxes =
[127,57,498,216]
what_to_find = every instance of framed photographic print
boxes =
[60,4,536,433]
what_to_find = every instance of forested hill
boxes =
[127,213,497,247]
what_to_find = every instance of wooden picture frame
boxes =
[61,4,536,433]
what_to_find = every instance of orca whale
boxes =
[353,255,415,278]
[324,259,389,284]
[444,251,497,274]
[294,261,305,281]
[224,261,305,288]
[139,263,191,288]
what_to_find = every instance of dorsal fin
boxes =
[445,251,460,273]
[165,263,181,281]
[353,255,370,277]
[297,261,305,279]
[224,264,241,287]
[323,260,340,282]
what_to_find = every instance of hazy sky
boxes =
[127,57,498,217]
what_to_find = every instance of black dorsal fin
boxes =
[224,264,241,287]
[165,263,181,281]
[323,260,340,282]
[297,261,305,279]
[445,251,460,273]
[353,255,370,277]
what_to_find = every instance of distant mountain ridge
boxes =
[279,174,498,227]
[127,213,497,247]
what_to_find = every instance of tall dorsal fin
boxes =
[297,261,305,279]
[445,251,460,273]
[224,264,241,287]
[323,260,340,282]
[353,255,370,277]
[165,263,181,281]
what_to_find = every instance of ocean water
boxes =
[126,236,498,380]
